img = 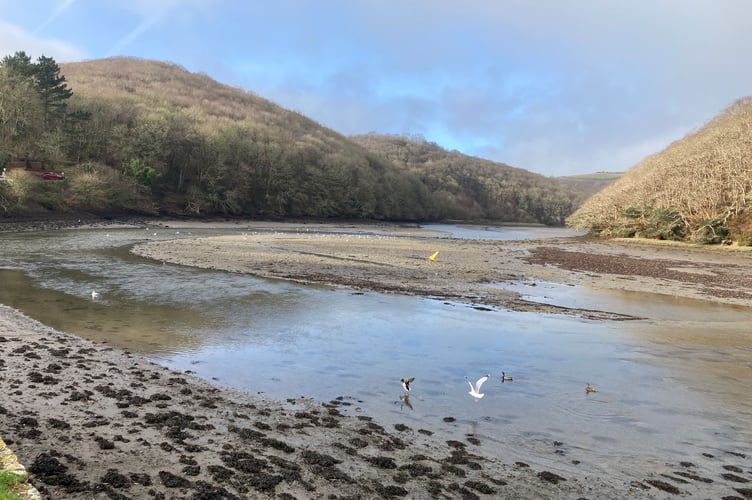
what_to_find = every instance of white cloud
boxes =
[0,19,86,61]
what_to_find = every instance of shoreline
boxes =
[0,305,647,499]
[3,219,752,498]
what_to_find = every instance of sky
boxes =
[1,1,751,177]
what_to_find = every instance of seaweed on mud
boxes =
[734,487,752,499]
[144,411,208,430]
[538,471,567,484]
[129,473,152,486]
[220,451,268,474]
[376,484,409,497]
[644,479,680,494]
[464,480,496,494]
[254,420,272,430]
[182,465,201,476]
[332,442,358,456]
[349,437,369,449]
[673,471,713,483]
[158,470,193,488]
[248,472,284,492]
[447,482,480,500]
[722,473,750,483]
[207,465,234,482]
[95,436,115,449]
[68,390,91,402]
[101,469,131,488]
[30,453,89,492]
[28,371,59,384]
[228,425,265,440]
[368,456,397,469]
[446,440,465,450]
[192,480,241,499]
[301,450,341,467]
[47,418,71,429]
[398,463,433,477]
[261,437,295,453]
[441,464,466,477]
[18,416,39,427]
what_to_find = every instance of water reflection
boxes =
[0,226,750,482]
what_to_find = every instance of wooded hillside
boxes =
[1,54,586,223]
[351,134,583,225]
[567,97,752,244]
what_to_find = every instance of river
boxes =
[0,222,750,488]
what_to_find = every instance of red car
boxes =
[41,172,65,180]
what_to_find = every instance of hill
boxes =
[557,172,622,198]
[350,133,584,225]
[3,55,585,223]
[567,97,752,243]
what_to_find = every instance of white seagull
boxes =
[466,374,490,400]
[400,377,415,392]
[91,290,100,299]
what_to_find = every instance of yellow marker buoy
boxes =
[428,251,439,262]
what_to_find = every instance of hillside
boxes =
[567,97,752,243]
[350,133,584,225]
[3,55,585,223]
[557,172,622,198]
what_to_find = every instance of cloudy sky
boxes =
[1,1,751,176]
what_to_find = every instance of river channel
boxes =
[1,222,750,487]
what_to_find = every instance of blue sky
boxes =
[2,1,751,177]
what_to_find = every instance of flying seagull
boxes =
[400,377,415,392]
[466,374,490,400]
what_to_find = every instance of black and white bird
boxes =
[466,374,490,400]
[400,377,415,392]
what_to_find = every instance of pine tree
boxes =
[33,55,73,130]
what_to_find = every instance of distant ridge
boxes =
[567,97,752,244]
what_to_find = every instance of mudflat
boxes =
[2,220,752,499]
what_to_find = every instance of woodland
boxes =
[0,53,585,224]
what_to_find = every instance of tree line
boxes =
[1,53,584,223]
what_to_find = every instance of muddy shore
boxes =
[2,219,752,499]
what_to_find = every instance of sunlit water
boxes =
[0,224,750,484]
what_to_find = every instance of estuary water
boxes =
[0,223,750,485]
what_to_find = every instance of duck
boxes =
[585,383,597,394]
[501,371,513,382]
[400,377,415,392]
[466,374,490,400]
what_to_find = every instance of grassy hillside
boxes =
[567,97,752,244]
[350,134,585,225]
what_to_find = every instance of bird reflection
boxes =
[399,394,414,411]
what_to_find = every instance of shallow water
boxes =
[0,224,750,484]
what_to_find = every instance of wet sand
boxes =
[3,220,752,499]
